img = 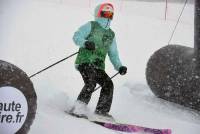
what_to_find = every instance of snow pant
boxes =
[77,63,114,114]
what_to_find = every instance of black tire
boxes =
[0,60,37,134]
[146,45,200,111]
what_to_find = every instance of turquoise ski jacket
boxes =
[73,5,123,71]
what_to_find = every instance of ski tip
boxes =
[166,129,172,134]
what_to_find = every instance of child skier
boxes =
[71,3,127,119]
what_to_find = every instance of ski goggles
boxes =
[100,11,114,20]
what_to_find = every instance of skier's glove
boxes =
[119,66,127,75]
[85,41,95,51]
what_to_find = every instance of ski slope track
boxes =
[0,0,199,133]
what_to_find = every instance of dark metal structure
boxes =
[146,0,200,111]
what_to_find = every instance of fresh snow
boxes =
[0,0,199,134]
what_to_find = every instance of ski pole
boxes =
[29,51,78,78]
[93,72,120,92]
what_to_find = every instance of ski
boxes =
[92,121,172,134]
[65,111,172,134]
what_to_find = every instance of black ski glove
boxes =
[119,66,127,75]
[84,41,95,51]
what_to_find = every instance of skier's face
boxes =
[97,4,114,20]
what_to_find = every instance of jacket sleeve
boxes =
[73,22,91,48]
[108,37,123,71]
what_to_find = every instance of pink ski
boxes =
[93,121,172,134]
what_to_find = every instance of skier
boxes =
[71,3,127,119]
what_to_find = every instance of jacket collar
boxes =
[95,17,111,30]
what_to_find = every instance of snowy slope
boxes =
[0,0,199,134]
